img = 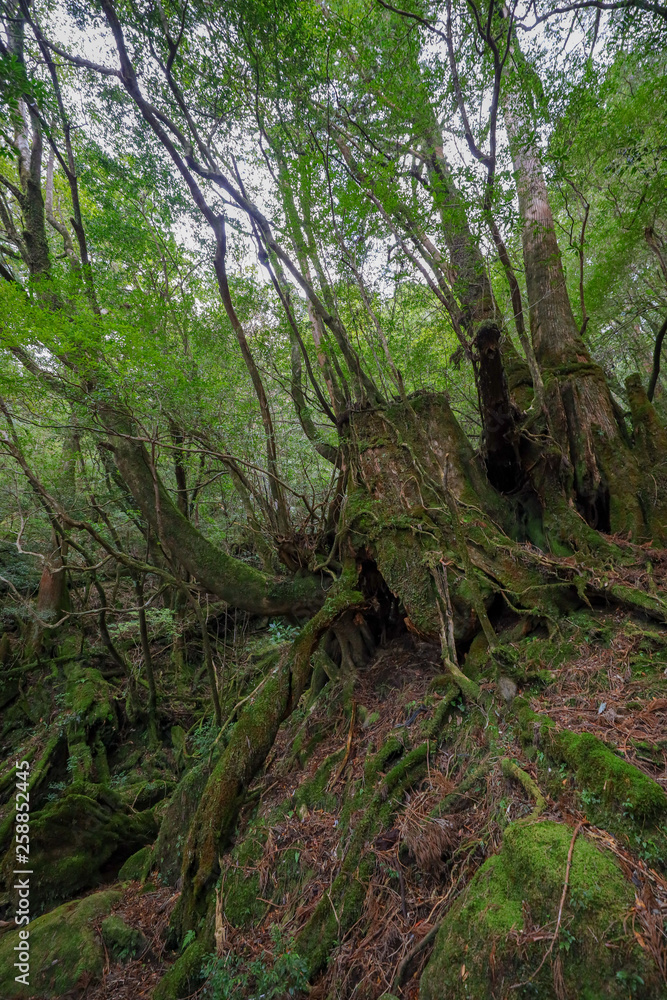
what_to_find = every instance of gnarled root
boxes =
[173,570,365,937]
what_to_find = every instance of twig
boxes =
[521,821,583,985]
[330,700,356,785]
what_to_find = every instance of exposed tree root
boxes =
[173,569,365,935]
[501,758,546,819]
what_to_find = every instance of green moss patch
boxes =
[154,759,213,885]
[1,789,157,910]
[118,844,153,882]
[101,913,147,960]
[0,889,121,998]
[420,821,661,1000]
[515,698,667,820]
[548,729,667,819]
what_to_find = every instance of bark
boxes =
[421,121,496,331]
[501,76,586,369]
[135,576,159,745]
[501,47,664,538]
[475,321,522,492]
[34,534,69,621]
[16,99,51,282]
[168,419,189,519]
[212,215,291,535]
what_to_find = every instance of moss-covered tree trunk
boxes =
[502,47,667,540]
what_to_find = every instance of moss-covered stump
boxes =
[420,821,661,1000]
[0,788,157,911]
[0,889,121,998]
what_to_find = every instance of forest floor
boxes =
[1,601,667,999]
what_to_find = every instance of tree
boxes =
[1,0,667,992]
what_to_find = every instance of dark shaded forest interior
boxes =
[0,0,667,998]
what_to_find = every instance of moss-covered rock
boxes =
[101,913,147,960]
[0,889,120,998]
[420,820,661,999]
[118,844,153,882]
[154,759,213,885]
[1,788,157,910]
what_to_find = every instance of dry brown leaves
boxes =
[585,824,667,985]
[85,879,178,1000]
[532,616,667,792]
[397,778,457,874]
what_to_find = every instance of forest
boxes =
[0,0,666,997]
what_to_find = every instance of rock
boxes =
[1,789,157,911]
[497,675,518,702]
[0,889,121,998]
[101,914,147,960]
[153,760,212,885]
[420,820,661,999]
[118,845,153,882]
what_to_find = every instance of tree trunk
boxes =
[105,412,326,615]
[502,51,667,539]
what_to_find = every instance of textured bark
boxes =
[346,394,541,645]
[35,536,69,620]
[501,55,660,537]
[422,123,496,330]
[475,321,522,492]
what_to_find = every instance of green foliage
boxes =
[190,719,220,758]
[108,607,180,641]
[201,927,308,999]
[267,620,299,644]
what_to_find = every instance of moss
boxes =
[296,736,433,977]
[293,753,341,812]
[363,734,404,784]
[123,778,176,810]
[154,759,213,885]
[495,633,577,681]
[101,914,147,960]
[420,821,662,999]
[420,686,459,739]
[382,743,428,794]
[153,938,208,1000]
[296,857,374,976]
[514,698,667,820]
[0,889,121,998]
[64,662,115,727]
[273,845,308,900]
[462,632,491,679]
[118,844,153,882]
[548,729,667,819]
[1,789,157,909]
[223,870,263,928]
